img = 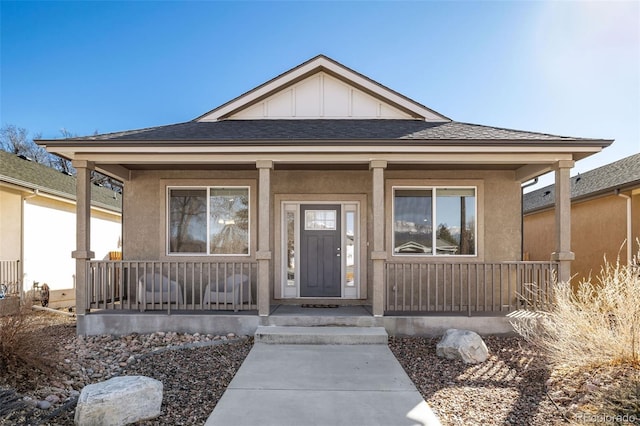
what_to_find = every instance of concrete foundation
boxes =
[78,305,519,337]
[78,311,260,337]
[383,315,516,337]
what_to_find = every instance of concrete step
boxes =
[255,326,388,345]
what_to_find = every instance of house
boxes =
[524,153,640,283]
[0,150,122,307]
[37,55,612,336]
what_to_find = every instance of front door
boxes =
[300,204,341,297]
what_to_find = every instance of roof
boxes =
[523,152,640,213]
[0,150,122,213]
[64,119,601,144]
[36,55,613,185]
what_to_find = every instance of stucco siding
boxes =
[633,192,640,251]
[523,209,554,262]
[23,196,120,291]
[0,187,22,262]
[482,171,522,261]
[524,193,634,283]
[123,168,523,306]
[124,170,259,260]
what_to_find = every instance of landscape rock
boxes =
[36,400,51,410]
[436,329,489,364]
[74,375,162,426]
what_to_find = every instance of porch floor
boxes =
[265,304,378,327]
[269,304,373,316]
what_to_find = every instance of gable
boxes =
[197,55,450,122]
[229,71,413,120]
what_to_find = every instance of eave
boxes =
[37,138,611,184]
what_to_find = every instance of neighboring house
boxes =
[0,150,122,307]
[38,55,612,336]
[523,153,640,283]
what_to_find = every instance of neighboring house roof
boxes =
[71,119,599,144]
[523,152,640,214]
[0,150,122,213]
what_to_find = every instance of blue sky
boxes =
[1,1,638,190]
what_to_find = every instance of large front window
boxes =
[169,187,249,255]
[393,187,476,256]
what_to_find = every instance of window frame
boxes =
[166,185,251,257]
[391,185,478,258]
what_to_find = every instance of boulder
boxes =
[74,376,162,426]
[436,329,488,364]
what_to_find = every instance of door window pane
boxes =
[305,210,336,230]
[169,189,207,253]
[209,188,249,254]
[394,189,433,254]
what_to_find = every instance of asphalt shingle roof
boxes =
[77,119,594,143]
[0,150,122,212]
[523,153,640,213]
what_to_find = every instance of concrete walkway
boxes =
[205,331,441,426]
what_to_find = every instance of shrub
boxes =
[514,247,640,369]
[0,299,52,380]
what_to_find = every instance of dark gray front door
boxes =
[300,204,341,297]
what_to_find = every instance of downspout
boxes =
[21,189,39,301]
[521,178,539,260]
[616,189,632,265]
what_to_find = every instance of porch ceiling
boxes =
[55,147,595,183]
[65,147,587,184]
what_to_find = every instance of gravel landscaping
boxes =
[1,310,636,425]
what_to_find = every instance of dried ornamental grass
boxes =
[514,246,640,369]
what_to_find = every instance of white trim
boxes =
[279,200,360,299]
[391,186,478,258]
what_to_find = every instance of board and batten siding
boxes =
[231,72,412,120]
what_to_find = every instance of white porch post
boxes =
[370,160,387,317]
[256,160,273,316]
[71,160,95,315]
[552,160,575,283]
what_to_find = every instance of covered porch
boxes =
[58,154,580,337]
[36,55,612,336]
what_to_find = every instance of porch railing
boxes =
[0,260,21,296]
[87,261,258,312]
[384,261,557,315]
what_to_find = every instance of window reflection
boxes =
[286,211,295,286]
[394,190,433,254]
[345,211,355,286]
[436,188,475,255]
[393,188,476,256]
[209,188,249,255]
[169,189,207,253]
